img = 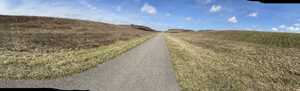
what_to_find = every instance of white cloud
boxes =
[287,26,300,31]
[276,23,300,32]
[185,17,192,21]
[294,23,300,27]
[209,5,221,13]
[272,28,279,31]
[176,25,184,28]
[248,12,258,17]
[141,3,157,15]
[228,16,238,23]
[279,25,286,28]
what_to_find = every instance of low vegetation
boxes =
[167,29,195,33]
[197,31,300,48]
[0,15,155,79]
[165,31,300,91]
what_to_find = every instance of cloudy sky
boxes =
[0,0,300,32]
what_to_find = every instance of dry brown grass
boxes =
[0,15,155,79]
[165,31,300,91]
[0,15,152,52]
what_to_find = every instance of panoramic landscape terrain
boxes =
[165,30,300,91]
[0,15,299,91]
[1,0,300,91]
[0,15,155,79]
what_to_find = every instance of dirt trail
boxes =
[0,34,181,91]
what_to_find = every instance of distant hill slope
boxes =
[0,15,111,31]
[0,15,154,52]
[187,30,300,48]
[118,24,156,32]
[166,29,195,33]
[0,15,156,32]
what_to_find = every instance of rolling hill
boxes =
[0,15,155,79]
[165,30,300,91]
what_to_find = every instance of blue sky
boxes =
[0,0,300,32]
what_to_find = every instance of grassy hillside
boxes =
[165,31,300,91]
[166,29,195,33]
[197,31,300,48]
[0,15,153,52]
[0,15,155,79]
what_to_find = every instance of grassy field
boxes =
[0,15,155,79]
[165,31,300,91]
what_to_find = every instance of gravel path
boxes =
[0,34,181,91]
